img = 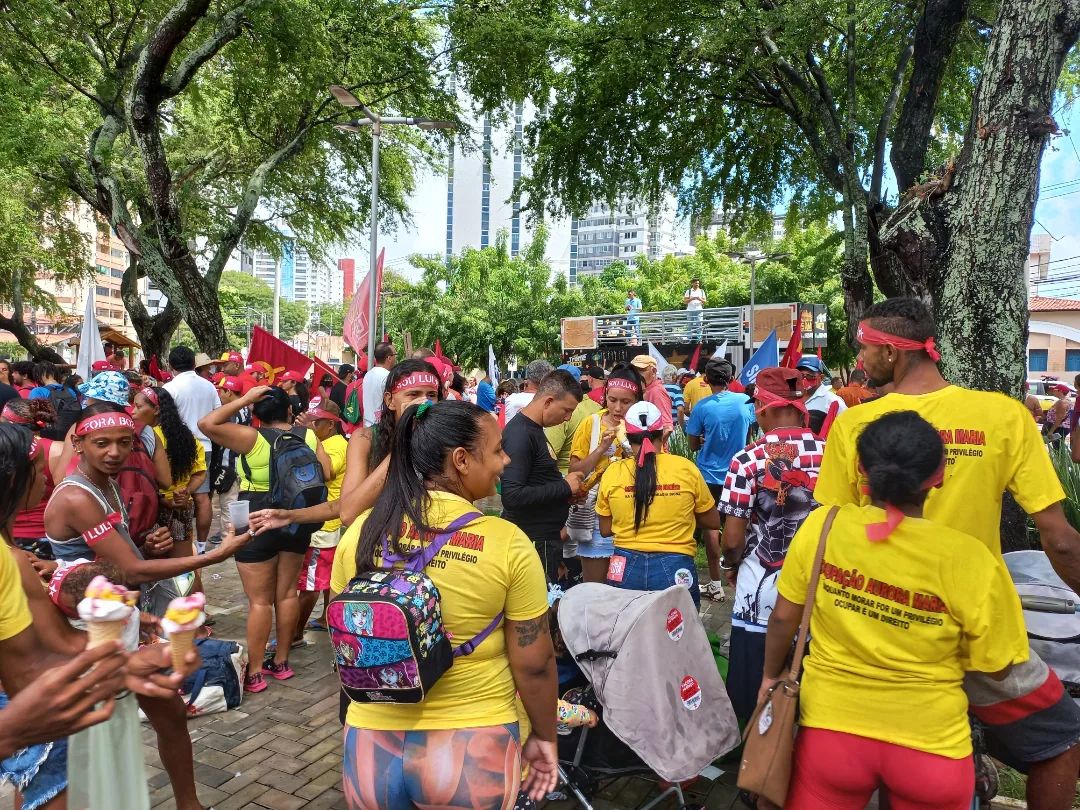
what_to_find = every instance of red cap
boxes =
[278,370,305,383]
[244,364,266,376]
[306,397,339,422]
[219,351,244,364]
[211,372,225,384]
[218,376,244,393]
[91,360,116,372]
[354,354,369,373]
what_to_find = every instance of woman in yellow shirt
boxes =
[331,399,557,810]
[596,401,719,608]
[568,364,643,582]
[765,411,1028,809]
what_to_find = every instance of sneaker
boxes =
[703,581,726,602]
[262,658,295,680]
[244,671,268,693]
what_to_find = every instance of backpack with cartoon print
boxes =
[328,511,503,703]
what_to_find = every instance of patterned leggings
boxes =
[342,724,521,810]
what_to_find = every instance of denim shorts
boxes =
[0,693,68,809]
[577,526,615,559]
[606,547,700,608]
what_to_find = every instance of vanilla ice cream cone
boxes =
[169,629,196,672]
[86,618,127,648]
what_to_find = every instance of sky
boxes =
[340,102,1080,289]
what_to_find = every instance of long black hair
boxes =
[605,363,644,401]
[371,359,445,467]
[856,411,944,506]
[153,387,198,481]
[0,424,36,531]
[253,385,292,424]
[357,399,487,570]
[626,429,664,532]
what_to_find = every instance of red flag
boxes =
[344,249,384,353]
[248,325,312,383]
[687,344,702,373]
[780,328,802,369]
[312,355,340,385]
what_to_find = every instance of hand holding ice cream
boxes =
[161,593,206,672]
[77,575,137,647]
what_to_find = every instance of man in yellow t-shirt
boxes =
[682,374,711,414]
[297,399,350,637]
[815,297,1080,804]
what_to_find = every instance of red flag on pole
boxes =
[312,355,340,385]
[344,249,385,354]
[687,344,702,373]
[248,325,312,383]
[780,328,802,369]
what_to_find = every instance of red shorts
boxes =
[787,727,973,810]
[297,546,336,592]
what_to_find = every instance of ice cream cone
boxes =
[86,619,126,649]
[169,630,196,672]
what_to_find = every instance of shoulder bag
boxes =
[736,505,838,806]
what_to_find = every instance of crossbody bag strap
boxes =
[454,610,504,657]
[788,506,838,683]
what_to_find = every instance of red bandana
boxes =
[857,321,941,362]
[753,386,809,426]
[75,413,136,436]
[391,372,440,394]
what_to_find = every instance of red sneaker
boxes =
[244,671,268,693]
[262,659,295,680]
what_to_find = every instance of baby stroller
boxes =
[554,583,740,809]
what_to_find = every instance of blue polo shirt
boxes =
[686,391,755,485]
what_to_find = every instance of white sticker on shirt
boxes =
[674,568,694,589]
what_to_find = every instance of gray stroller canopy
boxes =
[558,583,740,782]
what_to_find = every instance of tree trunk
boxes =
[121,260,183,362]
[880,0,1080,396]
[0,311,65,363]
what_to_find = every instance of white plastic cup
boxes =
[228,500,250,533]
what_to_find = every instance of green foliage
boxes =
[1050,442,1080,536]
[217,271,309,345]
[0,342,28,361]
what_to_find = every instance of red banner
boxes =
[344,248,384,358]
[248,325,312,383]
[780,327,802,369]
[312,355,339,385]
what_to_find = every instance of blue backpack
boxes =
[242,427,327,534]
[328,512,503,704]
[181,638,242,711]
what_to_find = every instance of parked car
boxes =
[1029,378,1077,415]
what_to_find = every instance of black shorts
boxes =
[707,483,725,503]
[234,491,314,563]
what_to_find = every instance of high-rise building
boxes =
[692,212,788,243]
[249,242,340,306]
[570,200,681,282]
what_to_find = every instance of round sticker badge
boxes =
[680,675,702,710]
[666,608,684,642]
[673,567,694,589]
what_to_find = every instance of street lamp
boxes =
[727,249,790,351]
[330,84,456,363]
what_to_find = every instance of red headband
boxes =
[391,372,440,394]
[862,459,946,541]
[857,321,941,362]
[75,413,136,436]
[48,562,88,618]
[1,404,46,431]
[141,387,159,407]
[606,378,638,394]
[754,387,809,426]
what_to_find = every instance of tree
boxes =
[453,0,1080,395]
[0,0,458,360]
[217,271,308,346]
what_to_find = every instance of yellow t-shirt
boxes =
[777,504,1028,758]
[331,490,549,731]
[320,434,349,532]
[152,426,207,497]
[682,376,711,413]
[546,398,603,475]
[570,409,629,485]
[236,428,319,492]
[595,454,715,557]
[815,386,1065,554]
[0,543,32,641]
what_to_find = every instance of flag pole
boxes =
[273,255,281,337]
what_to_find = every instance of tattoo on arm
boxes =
[514,616,546,648]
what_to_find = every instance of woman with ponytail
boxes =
[596,401,718,608]
[765,411,1028,809]
[330,399,557,810]
[567,363,643,582]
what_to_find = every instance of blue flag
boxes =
[739,329,779,385]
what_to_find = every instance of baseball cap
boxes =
[354,354,369,374]
[584,365,606,380]
[217,376,244,394]
[277,370,305,383]
[795,355,826,374]
[307,397,340,422]
[754,367,803,401]
[219,351,244,364]
[624,401,664,434]
[91,360,118,372]
[704,356,734,384]
[244,363,265,376]
[557,363,582,382]
[194,352,215,369]
[630,354,657,370]
[78,371,130,406]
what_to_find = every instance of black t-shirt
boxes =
[329,381,348,410]
[0,381,18,411]
[500,412,571,542]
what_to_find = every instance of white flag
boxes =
[75,291,106,380]
[712,340,728,359]
[488,344,499,385]
[647,341,668,370]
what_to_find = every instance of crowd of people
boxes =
[0,296,1078,809]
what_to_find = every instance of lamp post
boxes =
[727,249,790,351]
[330,85,455,364]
